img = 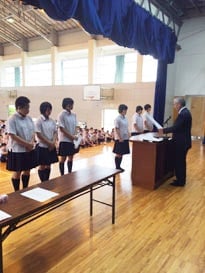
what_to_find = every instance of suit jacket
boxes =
[163,108,192,150]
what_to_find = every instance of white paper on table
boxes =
[0,210,12,221]
[21,187,59,202]
[143,135,163,142]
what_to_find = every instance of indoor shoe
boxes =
[170,181,185,187]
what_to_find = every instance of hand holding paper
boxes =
[146,114,163,129]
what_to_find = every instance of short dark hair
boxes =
[136,105,143,112]
[144,104,151,111]
[62,98,74,109]
[118,104,128,113]
[15,96,30,109]
[40,102,52,114]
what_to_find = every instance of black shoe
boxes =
[170,180,185,187]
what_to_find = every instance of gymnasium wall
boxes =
[0,82,155,130]
[166,17,205,116]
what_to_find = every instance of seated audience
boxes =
[97,130,105,144]
[0,143,8,163]
[105,130,113,142]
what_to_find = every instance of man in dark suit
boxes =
[158,97,192,187]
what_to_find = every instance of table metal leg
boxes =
[90,186,93,216]
[0,228,3,273]
[112,175,116,224]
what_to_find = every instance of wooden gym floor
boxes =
[0,140,205,273]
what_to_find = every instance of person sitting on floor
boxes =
[0,143,8,163]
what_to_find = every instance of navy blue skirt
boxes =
[7,149,38,171]
[113,140,130,155]
[36,146,58,165]
[58,142,79,156]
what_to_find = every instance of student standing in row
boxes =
[131,105,144,136]
[6,96,37,191]
[143,104,154,132]
[57,98,78,175]
[113,104,130,172]
[35,102,58,182]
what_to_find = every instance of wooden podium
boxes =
[130,133,174,190]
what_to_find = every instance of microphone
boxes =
[163,116,171,125]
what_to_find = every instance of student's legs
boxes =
[38,166,45,182]
[38,165,51,182]
[67,155,74,173]
[59,156,66,175]
[44,167,51,180]
[115,154,123,171]
[21,170,30,188]
[11,171,21,191]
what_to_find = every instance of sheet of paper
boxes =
[143,135,163,142]
[147,115,163,129]
[21,187,59,202]
[0,210,12,221]
[74,135,82,149]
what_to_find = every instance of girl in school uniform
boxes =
[35,102,58,182]
[113,104,130,172]
[57,98,78,175]
[6,96,37,191]
[143,104,154,132]
[131,105,144,136]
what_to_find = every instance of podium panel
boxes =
[130,133,174,190]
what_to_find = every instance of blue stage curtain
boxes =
[153,60,168,126]
[24,0,177,64]
[23,0,176,121]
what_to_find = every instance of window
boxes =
[123,52,137,83]
[2,67,22,87]
[26,62,52,86]
[58,49,88,85]
[62,58,88,85]
[95,55,116,84]
[8,105,15,116]
[95,46,137,84]
[142,55,158,82]
[102,109,118,131]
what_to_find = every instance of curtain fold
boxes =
[23,0,175,122]
[153,61,168,126]
[24,0,177,64]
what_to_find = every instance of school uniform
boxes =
[113,114,130,155]
[35,115,58,165]
[57,110,78,156]
[6,112,37,171]
[131,112,144,136]
[143,112,154,132]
